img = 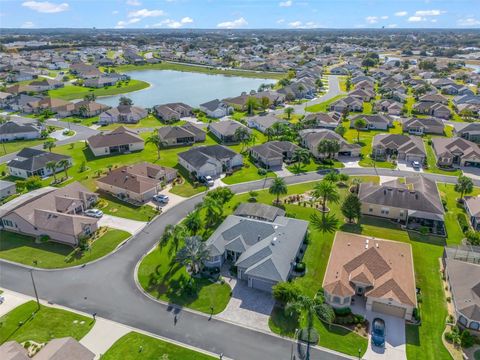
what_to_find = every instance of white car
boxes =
[84,209,103,218]
[412,161,421,169]
[153,194,169,203]
[204,175,215,186]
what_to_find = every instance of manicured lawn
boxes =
[344,120,402,169]
[305,95,345,112]
[0,301,94,344]
[137,239,231,314]
[97,193,159,221]
[0,228,130,269]
[60,116,99,127]
[424,139,462,176]
[362,101,373,114]
[48,79,150,100]
[102,332,216,360]
[287,158,344,174]
[339,76,348,92]
[222,159,276,185]
[0,138,49,156]
[111,61,285,80]
[98,115,168,130]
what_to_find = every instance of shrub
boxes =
[258,168,267,176]
[294,262,306,273]
[333,307,352,316]
[413,308,421,322]
[465,230,480,245]
[457,213,469,233]
[298,328,319,344]
[272,281,301,304]
[461,330,475,348]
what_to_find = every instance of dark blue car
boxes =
[371,318,386,347]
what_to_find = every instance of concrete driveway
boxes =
[217,276,275,332]
[397,160,424,173]
[98,214,147,235]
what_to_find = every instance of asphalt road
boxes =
[0,168,469,360]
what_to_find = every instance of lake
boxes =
[98,70,277,108]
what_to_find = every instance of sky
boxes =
[1,0,480,29]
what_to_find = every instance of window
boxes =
[381,207,390,215]
[369,207,373,213]
[332,296,341,304]
[459,315,468,326]
[469,321,479,331]
[2,219,14,227]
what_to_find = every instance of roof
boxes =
[465,196,480,218]
[0,341,29,360]
[432,137,480,160]
[0,179,16,190]
[178,145,239,169]
[403,117,444,129]
[358,176,444,216]
[372,134,426,156]
[209,120,249,137]
[97,162,176,194]
[0,121,40,135]
[34,337,95,360]
[234,202,286,222]
[445,257,480,321]
[247,114,288,129]
[351,114,392,126]
[158,123,205,141]
[299,128,361,153]
[7,148,71,172]
[323,232,417,307]
[87,126,143,149]
[206,215,308,282]
[200,99,228,111]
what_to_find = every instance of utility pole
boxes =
[30,260,40,310]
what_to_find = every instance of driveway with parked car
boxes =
[98,214,147,235]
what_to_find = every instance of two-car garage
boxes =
[371,301,407,319]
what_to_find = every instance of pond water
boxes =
[98,70,276,108]
[466,64,480,73]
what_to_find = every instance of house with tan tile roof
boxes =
[323,232,416,320]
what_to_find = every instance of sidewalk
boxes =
[79,318,130,359]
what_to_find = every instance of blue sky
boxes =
[1,0,480,29]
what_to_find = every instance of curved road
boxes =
[0,168,470,360]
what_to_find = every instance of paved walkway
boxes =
[98,215,147,235]
[80,317,130,359]
[145,186,188,213]
[0,289,29,317]
[217,276,274,332]
[49,129,75,141]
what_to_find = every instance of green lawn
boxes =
[137,239,231,314]
[0,228,129,269]
[111,61,284,80]
[0,301,94,344]
[48,79,150,100]
[97,192,159,221]
[0,138,49,156]
[305,95,345,112]
[98,115,167,130]
[424,139,462,176]
[60,116,99,127]
[287,158,345,174]
[102,332,216,360]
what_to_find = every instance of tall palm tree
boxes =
[43,139,56,152]
[234,127,251,152]
[159,224,174,249]
[269,177,288,205]
[455,175,474,201]
[176,236,209,275]
[184,210,202,235]
[284,107,294,120]
[46,161,58,182]
[312,180,340,212]
[310,212,339,238]
[145,132,166,160]
[56,159,70,179]
[203,196,223,227]
[293,148,310,165]
[353,118,367,143]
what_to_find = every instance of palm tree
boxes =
[312,180,340,212]
[46,161,58,182]
[83,93,97,102]
[43,139,56,152]
[145,132,166,160]
[293,148,310,165]
[455,175,474,201]
[176,236,210,275]
[353,118,367,143]
[78,105,89,118]
[56,159,70,179]
[234,127,251,152]
[260,96,270,112]
[246,97,257,115]
[269,177,288,205]
[40,109,54,121]
[184,210,202,235]
[310,212,339,238]
[284,107,294,120]
[159,224,175,248]
[119,96,133,106]
[203,196,222,227]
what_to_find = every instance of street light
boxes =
[358,348,362,360]
[30,260,40,310]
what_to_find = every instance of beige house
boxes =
[87,126,144,157]
[431,137,480,168]
[0,182,99,246]
[323,232,417,320]
[96,162,177,203]
[299,129,361,159]
[402,117,444,135]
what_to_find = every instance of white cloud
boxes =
[380,15,389,20]
[365,16,378,24]
[415,9,444,16]
[288,20,319,29]
[126,0,141,5]
[128,8,165,18]
[387,24,398,28]
[22,1,69,13]
[276,19,285,24]
[408,16,424,22]
[395,11,407,17]
[153,17,193,28]
[115,18,141,28]
[288,21,302,28]
[458,17,480,26]
[217,17,248,29]
[21,21,35,28]
[279,0,292,7]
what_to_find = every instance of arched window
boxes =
[458,315,468,326]
[469,321,479,331]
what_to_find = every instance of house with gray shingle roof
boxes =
[453,122,480,144]
[465,196,480,231]
[208,119,250,143]
[199,99,233,118]
[204,214,308,292]
[0,180,16,200]
[372,134,426,163]
[158,123,206,147]
[0,121,41,142]
[249,141,300,169]
[246,114,289,133]
[402,117,444,135]
[431,137,480,168]
[234,202,285,222]
[7,148,72,179]
[299,129,361,159]
[350,114,393,131]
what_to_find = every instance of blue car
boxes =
[371,318,386,347]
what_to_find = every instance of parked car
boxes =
[412,161,421,169]
[201,175,215,186]
[84,209,103,218]
[371,317,386,348]
[153,194,169,203]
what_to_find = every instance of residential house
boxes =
[443,246,480,332]
[233,202,286,222]
[7,94,43,112]
[465,196,480,231]
[158,123,206,147]
[299,129,361,158]
[375,99,403,116]
[301,112,342,130]
[249,141,300,169]
[153,102,193,122]
[329,96,363,113]
[28,78,64,92]
[0,180,16,200]
[209,120,251,143]
[24,97,73,115]
[0,182,99,246]
[0,121,41,141]
[349,88,375,102]
[246,114,289,133]
[87,126,144,157]
[84,76,117,88]
[432,137,480,168]
[454,123,480,144]
[97,162,177,203]
[358,176,445,235]
[413,101,451,119]
[73,100,110,118]
[372,134,426,163]
[99,105,148,125]
[204,214,308,292]
[0,92,13,108]
[323,232,416,320]
[7,148,72,179]
[402,117,445,135]
[223,91,285,111]
[350,114,393,131]
[199,99,233,118]
[178,145,243,178]
[419,93,449,104]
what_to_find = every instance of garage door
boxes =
[372,301,406,318]
[406,155,424,163]
[250,278,274,293]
